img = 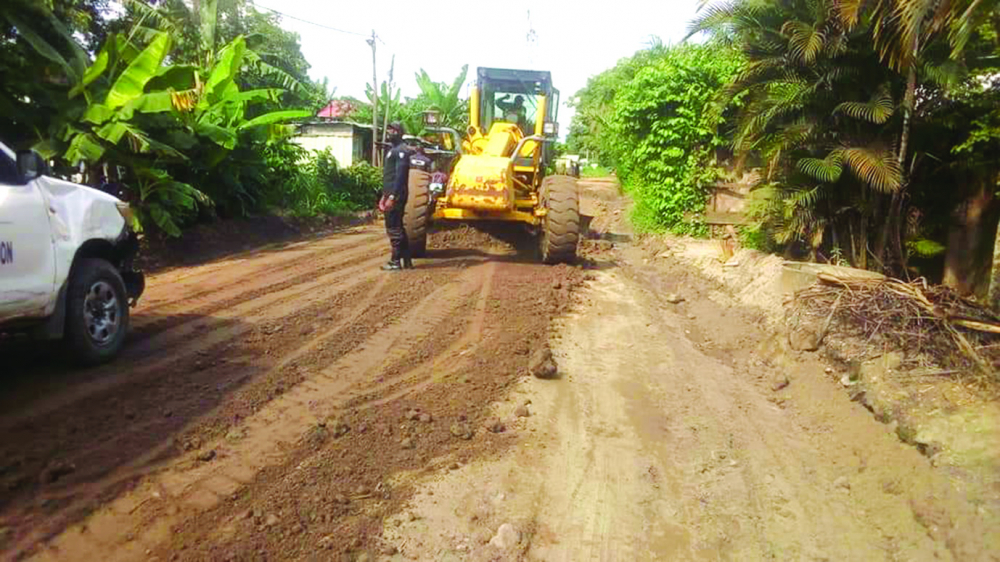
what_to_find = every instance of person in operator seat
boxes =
[496,94,528,132]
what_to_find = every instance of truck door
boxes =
[0,147,57,321]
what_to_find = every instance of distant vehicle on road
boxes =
[0,140,144,365]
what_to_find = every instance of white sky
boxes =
[249,0,704,133]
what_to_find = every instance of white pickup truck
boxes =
[0,140,144,365]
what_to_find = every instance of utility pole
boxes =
[367,30,378,166]
[381,54,395,146]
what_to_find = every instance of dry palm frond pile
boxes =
[793,273,1000,384]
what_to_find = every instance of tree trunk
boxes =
[898,63,918,169]
[877,35,921,274]
[944,196,993,295]
[989,219,1000,307]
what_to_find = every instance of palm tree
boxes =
[831,0,997,268]
[691,0,904,268]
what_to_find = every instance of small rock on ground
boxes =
[665,293,685,304]
[489,523,520,550]
[450,423,473,440]
[514,405,530,418]
[197,449,216,462]
[419,413,433,423]
[771,374,790,392]
[788,327,820,352]
[528,347,558,379]
[485,418,506,433]
[400,438,415,449]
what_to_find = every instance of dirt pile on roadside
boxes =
[652,236,1000,528]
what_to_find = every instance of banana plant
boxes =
[51,28,309,234]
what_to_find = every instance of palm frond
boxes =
[834,85,894,124]
[841,146,903,192]
[922,60,966,89]
[833,0,868,28]
[782,20,827,63]
[797,150,844,182]
[687,1,744,39]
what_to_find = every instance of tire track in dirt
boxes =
[130,235,384,337]
[3,274,396,557]
[18,263,491,561]
[351,261,498,410]
[0,253,388,432]
[134,230,381,315]
[141,259,586,561]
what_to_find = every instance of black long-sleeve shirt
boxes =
[382,143,410,200]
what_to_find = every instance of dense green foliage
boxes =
[693,0,999,274]
[275,147,381,217]
[571,0,1000,285]
[0,0,342,236]
[569,43,741,233]
[348,65,470,140]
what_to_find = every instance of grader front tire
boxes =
[540,175,580,264]
[404,169,431,258]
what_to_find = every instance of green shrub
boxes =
[604,44,742,234]
[278,149,381,217]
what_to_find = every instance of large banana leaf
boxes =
[117,92,178,120]
[199,0,219,56]
[194,122,238,149]
[204,36,247,106]
[70,35,116,99]
[7,12,80,82]
[105,32,172,109]
[83,104,116,125]
[146,65,200,92]
[65,133,106,163]
[238,110,312,130]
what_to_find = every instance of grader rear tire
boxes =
[540,175,580,264]
[404,169,431,258]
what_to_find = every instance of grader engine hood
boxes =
[447,155,515,212]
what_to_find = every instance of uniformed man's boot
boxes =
[381,260,402,271]
[402,257,413,269]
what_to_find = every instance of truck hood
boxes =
[38,175,127,244]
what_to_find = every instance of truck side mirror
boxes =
[16,150,46,181]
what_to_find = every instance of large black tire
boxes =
[540,175,580,264]
[404,169,431,258]
[64,258,130,366]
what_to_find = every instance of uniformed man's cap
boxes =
[388,121,405,134]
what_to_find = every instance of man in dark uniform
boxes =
[379,122,412,271]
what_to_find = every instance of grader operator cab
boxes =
[403,67,580,263]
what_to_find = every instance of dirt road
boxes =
[2,180,996,561]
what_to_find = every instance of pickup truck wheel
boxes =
[65,258,130,365]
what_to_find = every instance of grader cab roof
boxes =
[477,67,553,95]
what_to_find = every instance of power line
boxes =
[251,3,369,37]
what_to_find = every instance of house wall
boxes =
[292,125,357,167]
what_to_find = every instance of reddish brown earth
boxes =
[2,179,996,561]
[0,218,591,561]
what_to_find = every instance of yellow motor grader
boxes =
[403,67,579,263]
